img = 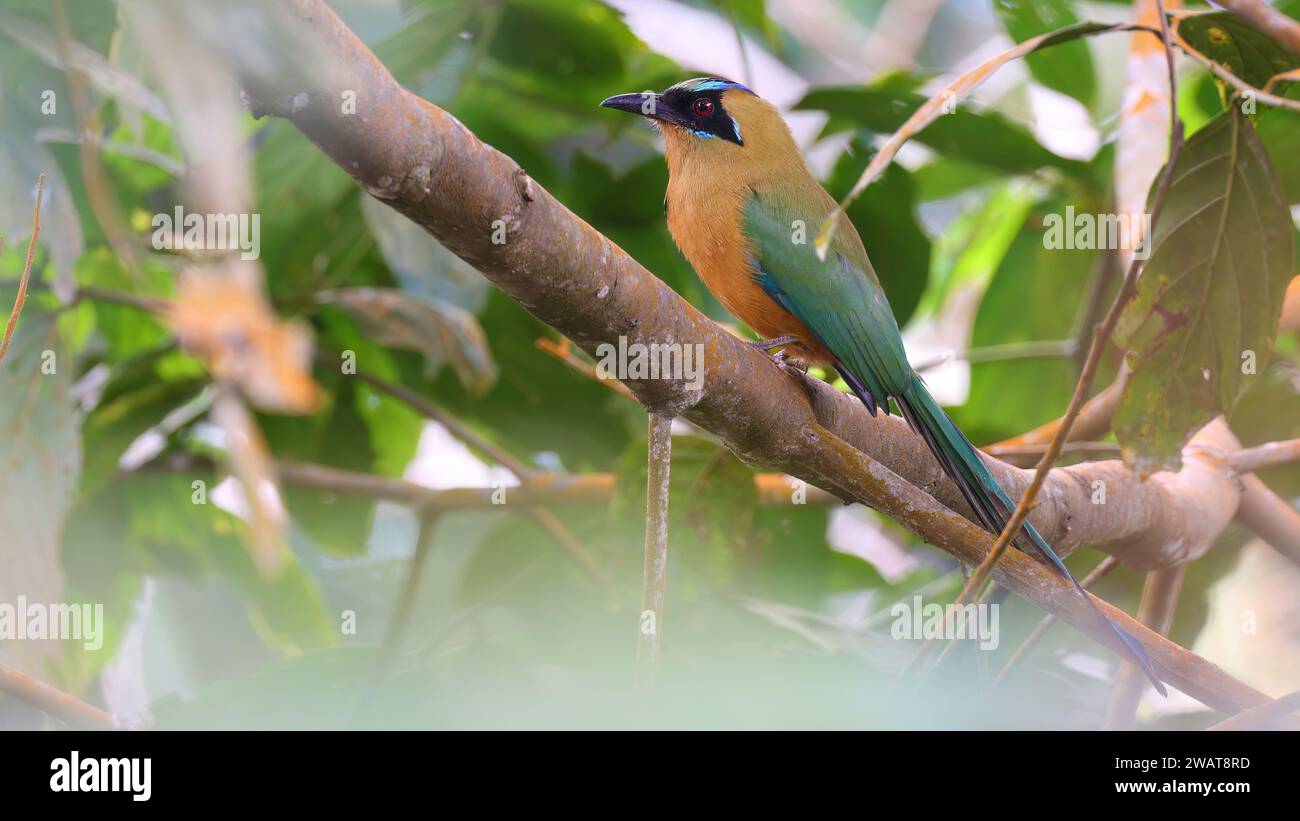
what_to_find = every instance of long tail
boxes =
[890,373,1166,695]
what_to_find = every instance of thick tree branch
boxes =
[1217,0,1300,54]
[232,0,1280,713]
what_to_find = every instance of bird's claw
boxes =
[771,349,808,373]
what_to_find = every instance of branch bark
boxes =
[232,0,1282,714]
[0,660,116,729]
[1217,0,1300,54]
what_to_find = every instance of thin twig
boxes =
[1229,438,1300,474]
[959,0,1182,608]
[1101,565,1186,729]
[366,508,440,698]
[913,1,1185,680]
[0,660,117,729]
[1171,25,1300,114]
[637,413,673,687]
[993,556,1121,687]
[335,352,613,588]
[911,339,1077,373]
[1234,473,1300,568]
[338,353,534,477]
[985,440,1121,466]
[535,336,635,400]
[0,174,46,365]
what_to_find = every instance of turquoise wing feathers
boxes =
[742,191,912,408]
[741,187,1166,695]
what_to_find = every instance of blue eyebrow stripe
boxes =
[684,78,752,94]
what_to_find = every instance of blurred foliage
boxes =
[0,0,1296,729]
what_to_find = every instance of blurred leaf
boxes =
[74,247,171,359]
[1228,358,1300,500]
[824,139,931,326]
[956,195,1098,442]
[1115,110,1295,474]
[490,0,635,93]
[359,194,489,314]
[924,181,1041,315]
[612,435,758,584]
[65,473,335,657]
[0,9,171,122]
[1256,84,1300,204]
[796,82,1086,179]
[0,132,84,296]
[211,392,290,577]
[316,287,497,395]
[912,156,1000,201]
[1176,12,1300,90]
[995,0,1096,106]
[716,0,779,49]
[259,376,380,554]
[0,315,80,675]
[150,646,373,729]
[169,269,322,413]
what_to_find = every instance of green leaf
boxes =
[611,435,758,584]
[489,0,636,93]
[74,247,171,359]
[995,0,1096,106]
[359,194,490,314]
[717,0,779,48]
[824,139,931,326]
[316,287,498,396]
[795,82,1087,179]
[0,315,80,675]
[1255,84,1300,204]
[1115,109,1295,474]
[259,377,379,555]
[1176,12,1300,90]
[955,194,1098,442]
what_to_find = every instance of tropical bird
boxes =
[601,77,1164,693]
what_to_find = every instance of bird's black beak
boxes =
[600,92,661,120]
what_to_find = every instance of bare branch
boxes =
[945,0,1185,633]
[1234,474,1300,567]
[638,414,673,685]
[1208,688,1300,731]
[993,556,1121,686]
[0,174,46,365]
[1101,566,1186,729]
[1230,438,1300,474]
[1216,0,1300,54]
[0,660,117,729]
[230,0,1280,714]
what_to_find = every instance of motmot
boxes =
[601,77,1164,693]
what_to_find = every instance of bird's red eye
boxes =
[692,98,714,117]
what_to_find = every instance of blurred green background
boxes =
[1,0,1298,729]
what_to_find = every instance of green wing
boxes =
[743,191,912,406]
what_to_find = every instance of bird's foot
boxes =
[746,334,799,353]
[746,335,808,370]
[770,348,809,373]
